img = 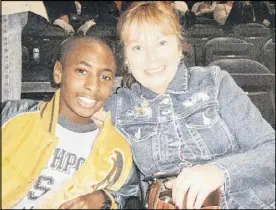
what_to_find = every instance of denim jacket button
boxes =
[161,98,170,104]
[161,110,172,115]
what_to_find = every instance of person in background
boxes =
[173,1,189,16]
[213,1,234,25]
[43,1,96,35]
[224,1,255,26]
[121,1,136,13]
[242,1,256,23]
[102,1,275,209]
[2,36,140,209]
[1,1,48,102]
[251,1,275,28]
[114,1,123,13]
[192,1,218,16]
[43,1,76,35]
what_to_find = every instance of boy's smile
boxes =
[77,96,96,109]
[54,38,116,124]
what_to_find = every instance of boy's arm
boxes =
[58,163,142,209]
[58,190,106,209]
[104,163,142,209]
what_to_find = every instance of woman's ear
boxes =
[53,61,63,84]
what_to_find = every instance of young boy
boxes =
[1,36,140,209]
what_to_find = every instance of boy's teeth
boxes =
[79,97,95,104]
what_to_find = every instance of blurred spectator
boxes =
[214,1,234,25]
[241,1,256,24]
[192,1,218,16]
[79,1,119,25]
[121,1,136,12]
[2,1,49,102]
[44,1,119,35]
[225,1,251,26]
[43,1,76,34]
[186,1,200,10]
[173,1,189,15]
[75,1,81,15]
[251,1,275,28]
[180,9,197,28]
[114,1,123,12]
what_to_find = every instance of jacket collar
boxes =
[40,88,61,135]
[38,89,110,135]
[132,62,189,101]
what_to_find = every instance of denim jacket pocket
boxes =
[181,106,234,157]
[116,120,159,175]
[185,106,219,129]
[117,120,158,143]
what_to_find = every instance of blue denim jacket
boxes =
[105,63,275,209]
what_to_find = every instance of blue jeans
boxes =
[2,12,28,102]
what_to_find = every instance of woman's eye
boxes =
[76,69,87,75]
[133,45,142,51]
[159,40,167,46]
[102,75,112,81]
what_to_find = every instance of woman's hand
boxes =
[165,164,225,209]
[59,190,105,209]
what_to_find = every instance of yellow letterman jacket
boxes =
[1,89,140,209]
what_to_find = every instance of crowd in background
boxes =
[43,1,275,34]
[1,0,275,102]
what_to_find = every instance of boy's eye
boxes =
[159,40,167,46]
[76,69,87,75]
[102,75,112,81]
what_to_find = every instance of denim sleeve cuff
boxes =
[102,189,118,209]
[210,162,231,195]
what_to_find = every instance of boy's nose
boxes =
[84,76,99,91]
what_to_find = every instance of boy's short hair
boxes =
[58,35,113,66]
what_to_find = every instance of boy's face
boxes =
[54,40,116,124]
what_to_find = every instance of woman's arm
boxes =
[212,68,275,194]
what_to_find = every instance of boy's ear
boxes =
[53,61,63,84]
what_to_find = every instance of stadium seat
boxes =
[204,37,255,65]
[184,24,224,65]
[208,59,275,128]
[21,12,69,99]
[232,23,272,61]
[260,38,275,73]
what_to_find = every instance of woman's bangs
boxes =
[122,10,176,42]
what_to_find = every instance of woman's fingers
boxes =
[174,178,190,209]
[193,189,210,209]
[164,179,174,189]
[170,164,224,209]
[186,183,201,209]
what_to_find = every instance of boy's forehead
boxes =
[68,40,116,70]
[74,40,111,53]
[70,41,113,59]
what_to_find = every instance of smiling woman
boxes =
[103,1,275,209]
[124,33,180,94]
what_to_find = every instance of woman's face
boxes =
[124,30,181,94]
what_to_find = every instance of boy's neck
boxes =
[58,115,98,133]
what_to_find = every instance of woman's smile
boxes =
[144,65,166,75]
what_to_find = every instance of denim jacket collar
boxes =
[131,62,188,101]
